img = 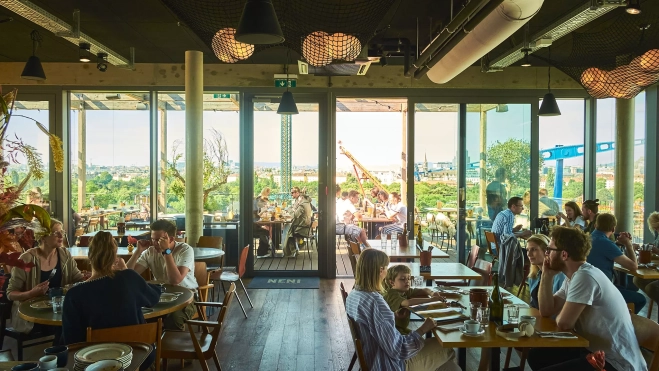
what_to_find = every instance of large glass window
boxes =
[595,98,616,211]
[538,99,585,218]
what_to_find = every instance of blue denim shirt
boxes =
[528,270,566,309]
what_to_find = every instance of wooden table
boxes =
[125,221,150,230]
[367,240,450,260]
[18,284,194,326]
[388,262,482,280]
[358,217,391,239]
[614,262,659,279]
[411,286,589,371]
[255,220,290,255]
[68,246,225,262]
[82,230,150,238]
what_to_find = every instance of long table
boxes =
[614,262,659,279]
[367,239,450,261]
[411,286,589,371]
[387,262,481,281]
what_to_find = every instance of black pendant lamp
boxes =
[235,0,285,45]
[539,48,561,116]
[21,30,46,80]
[277,91,298,115]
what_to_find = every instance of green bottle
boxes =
[489,272,504,323]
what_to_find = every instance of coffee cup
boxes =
[519,315,536,326]
[44,345,69,367]
[11,364,39,371]
[39,355,58,370]
[463,319,480,334]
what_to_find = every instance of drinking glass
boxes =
[413,276,424,289]
[469,302,482,320]
[51,296,64,314]
[477,307,490,328]
[391,232,398,248]
[380,233,387,249]
[507,305,520,324]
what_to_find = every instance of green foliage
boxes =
[486,139,543,196]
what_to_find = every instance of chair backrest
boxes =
[631,312,659,371]
[197,236,223,249]
[484,231,499,257]
[78,236,91,247]
[339,282,348,307]
[346,315,370,371]
[237,245,249,278]
[87,318,162,371]
[470,259,493,286]
[348,241,361,256]
[467,245,480,268]
[194,262,211,301]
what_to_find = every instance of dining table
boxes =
[367,239,450,261]
[82,230,150,239]
[18,284,194,326]
[614,261,659,279]
[357,217,392,239]
[0,342,152,371]
[255,219,291,256]
[388,262,482,281]
[68,246,225,262]
[410,286,589,371]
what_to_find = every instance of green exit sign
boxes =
[274,79,296,88]
[213,93,231,98]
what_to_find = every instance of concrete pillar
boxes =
[158,108,167,214]
[77,106,86,212]
[400,104,407,205]
[614,98,635,233]
[479,106,487,210]
[185,51,204,246]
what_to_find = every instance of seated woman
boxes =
[380,192,407,237]
[556,201,586,230]
[526,234,565,309]
[345,249,460,371]
[7,219,84,337]
[62,231,160,344]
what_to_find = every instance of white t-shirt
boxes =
[387,203,407,227]
[336,198,356,224]
[555,263,646,371]
[136,242,198,290]
[566,215,586,229]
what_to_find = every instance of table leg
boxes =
[458,348,466,370]
[490,347,501,371]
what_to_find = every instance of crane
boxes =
[338,141,385,197]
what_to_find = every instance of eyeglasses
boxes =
[50,231,64,237]
[545,247,562,254]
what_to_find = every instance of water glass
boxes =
[477,307,490,328]
[412,276,424,289]
[469,302,482,320]
[507,305,520,324]
[380,233,387,248]
[391,232,398,248]
[51,296,64,314]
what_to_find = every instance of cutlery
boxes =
[48,269,57,281]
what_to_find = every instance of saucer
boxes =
[460,326,485,337]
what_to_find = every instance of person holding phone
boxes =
[126,219,197,330]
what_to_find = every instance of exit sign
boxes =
[213,93,231,98]
[274,79,296,88]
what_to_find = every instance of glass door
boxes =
[250,97,323,274]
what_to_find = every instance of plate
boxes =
[75,343,132,363]
[460,327,485,337]
[141,307,154,314]
[159,293,178,303]
[30,300,52,309]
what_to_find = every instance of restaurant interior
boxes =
[1,0,659,370]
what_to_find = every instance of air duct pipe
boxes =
[425,0,543,84]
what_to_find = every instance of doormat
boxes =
[247,277,320,289]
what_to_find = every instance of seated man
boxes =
[126,219,198,330]
[283,187,312,258]
[586,213,645,313]
[335,190,370,247]
[529,226,646,371]
[490,197,532,253]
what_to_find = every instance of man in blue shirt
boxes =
[491,197,532,254]
[586,213,645,313]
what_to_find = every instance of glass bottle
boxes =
[541,220,549,236]
[417,224,424,250]
[489,272,504,323]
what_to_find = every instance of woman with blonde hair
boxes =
[61,231,160,344]
[556,201,586,229]
[526,234,566,309]
[345,249,460,371]
[632,212,659,308]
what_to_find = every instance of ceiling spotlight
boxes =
[79,42,91,62]
[97,52,108,72]
[21,30,46,80]
[626,0,641,14]
[521,50,531,67]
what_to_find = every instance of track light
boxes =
[626,0,641,14]
[97,52,108,72]
[79,42,91,62]
[21,30,46,80]
[235,0,285,45]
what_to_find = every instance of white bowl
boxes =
[85,360,124,371]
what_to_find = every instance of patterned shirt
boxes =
[345,288,424,371]
[491,208,515,243]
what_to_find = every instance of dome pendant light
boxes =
[235,0,285,45]
[626,0,641,15]
[21,30,46,80]
[539,47,561,116]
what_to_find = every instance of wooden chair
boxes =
[631,312,659,370]
[86,319,163,371]
[504,348,528,370]
[646,299,656,321]
[436,245,481,287]
[0,348,14,361]
[484,231,499,260]
[347,242,362,276]
[346,315,369,371]
[470,259,493,286]
[0,301,54,360]
[340,283,359,371]
[193,262,214,320]
[161,283,236,371]
[517,262,531,296]
[214,246,252,318]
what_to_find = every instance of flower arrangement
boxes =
[0,87,65,292]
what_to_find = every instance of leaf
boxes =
[0,204,51,234]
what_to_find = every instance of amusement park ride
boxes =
[338,141,385,197]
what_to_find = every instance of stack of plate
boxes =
[73,343,133,371]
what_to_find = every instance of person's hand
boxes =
[157,236,169,251]
[82,270,92,280]
[137,239,150,252]
[419,317,437,333]
[113,257,127,270]
[394,308,410,319]
[513,224,523,232]
[431,292,445,301]
[542,256,559,276]
[30,280,49,296]
[616,232,632,246]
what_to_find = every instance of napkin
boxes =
[436,322,464,332]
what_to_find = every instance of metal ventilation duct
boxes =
[488,0,627,69]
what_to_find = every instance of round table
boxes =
[68,246,225,262]
[18,284,194,326]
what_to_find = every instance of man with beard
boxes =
[581,199,600,234]
[527,226,646,371]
